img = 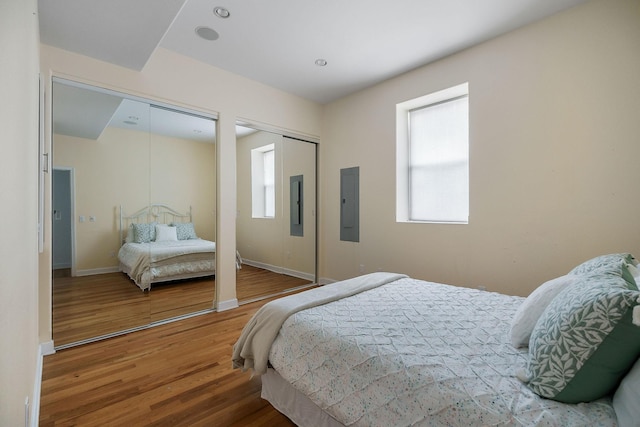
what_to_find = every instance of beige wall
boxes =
[0,0,40,424]
[40,45,322,342]
[319,0,640,296]
[54,127,216,272]
[237,132,316,278]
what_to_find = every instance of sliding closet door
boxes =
[51,80,151,347]
[51,78,218,349]
[235,125,317,303]
[148,106,217,321]
[281,136,316,279]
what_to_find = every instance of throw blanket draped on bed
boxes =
[232,272,407,375]
[118,239,216,285]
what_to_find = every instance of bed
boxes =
[118,204,240,291]
[233,254,640,426]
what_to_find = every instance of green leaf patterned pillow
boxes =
[525,274,640,403]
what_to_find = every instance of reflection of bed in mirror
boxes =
[118,204,238,291]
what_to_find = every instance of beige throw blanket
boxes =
[232,272,407,375]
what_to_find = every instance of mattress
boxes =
[267,277,618,426]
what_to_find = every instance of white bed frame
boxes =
[119,203,193,245]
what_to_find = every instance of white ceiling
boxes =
[39,0,589,104]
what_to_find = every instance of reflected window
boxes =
[251,144,275,218]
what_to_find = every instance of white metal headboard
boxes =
[119,204,192,245]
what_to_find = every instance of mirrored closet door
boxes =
[51,79,217,348]
[235,124,317,303]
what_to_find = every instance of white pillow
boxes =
[155,224,178,242]
[509,275,579,348]
[613,358,640,427]
[125,224,134,243]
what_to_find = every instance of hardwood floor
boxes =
[53,266,312,347]
[40,294,301,426]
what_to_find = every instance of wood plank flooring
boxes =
[53,266,312,347]
[40,293,302,426]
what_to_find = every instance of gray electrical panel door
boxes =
[290,174,303,236]
[340,167,359,242]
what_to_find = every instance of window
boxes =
[396,83,469,223]
[251,144,275,218]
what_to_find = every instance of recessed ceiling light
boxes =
[315,59,328,67]
[214,7,230,18]
[195,26,220,41]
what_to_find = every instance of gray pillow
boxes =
[170,222,198,240]
[131,222,156,243]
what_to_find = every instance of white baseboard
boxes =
[31,341,54,427]
[75,266,120,276]
[40,340,55,356]
[217,298,238,312]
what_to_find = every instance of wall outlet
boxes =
[478,285,487,291]
[359,264,365,273]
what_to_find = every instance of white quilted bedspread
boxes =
[268,277,618,427]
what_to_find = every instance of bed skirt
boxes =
[261,368,344,427]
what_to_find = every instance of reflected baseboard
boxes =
[76,266,120,276]
[242,259,314,282]
[238,282,317,306]
[52,268,71,278]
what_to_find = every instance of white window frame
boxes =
[396,82,469,224]
[251,144,275,218]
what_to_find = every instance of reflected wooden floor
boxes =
[53,266,312,347]
[40,294,301,427]
[53,272,151,346]
[236,265,312,303]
